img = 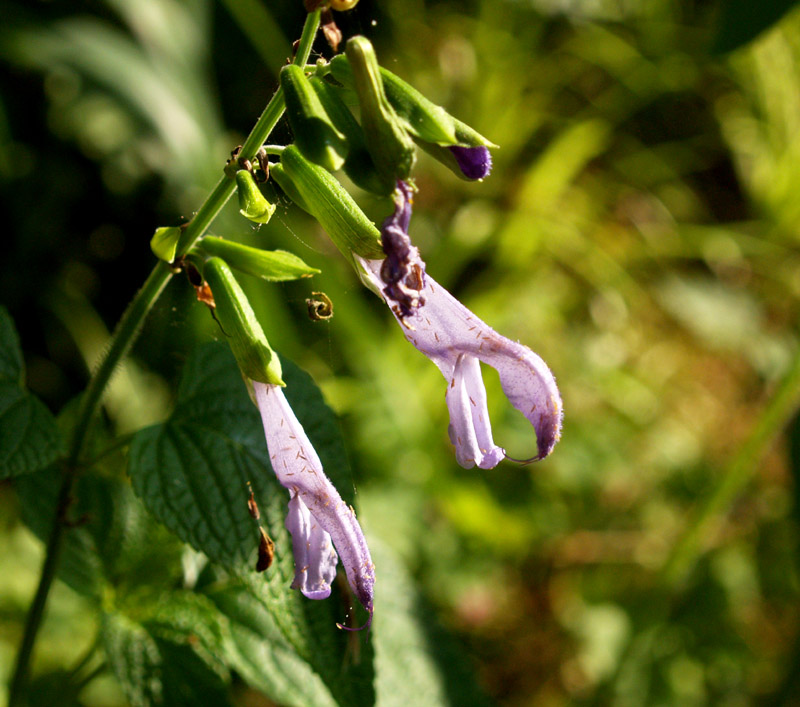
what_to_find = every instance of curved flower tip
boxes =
[448,145,492,180]
[253,381,375,615]
[336,606,374,632]
[358,258,562,467]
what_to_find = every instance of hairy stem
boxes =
[7,11,321,704]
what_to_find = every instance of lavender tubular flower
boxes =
[252,381,375,623]
[360,258,562,465]
[355,184,561,466]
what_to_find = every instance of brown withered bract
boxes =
[194,282,215,309]
[256,527,275,572]
[247,485,260,520]
[320,9,342,52]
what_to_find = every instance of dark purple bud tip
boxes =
[448,145,492,180]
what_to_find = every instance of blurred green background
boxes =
[4,0,800,704]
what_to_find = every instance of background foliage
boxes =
[3,0,800,704]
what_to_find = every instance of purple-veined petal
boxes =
[358,258,563,465]
[285,492,338,600]
[253,381,375,617]
[445,353,506,469]
[448,145,492,180]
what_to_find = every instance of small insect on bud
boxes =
[256,527,275,572]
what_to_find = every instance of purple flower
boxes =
[359,259,562,466]
[253,381,375,626]
[355,184,562,467]
[448,145,492,180]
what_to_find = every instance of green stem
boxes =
[662,341,800,585]
[7,12,321,705]
[261,144,285,155]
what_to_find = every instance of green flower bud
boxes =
[343,36,416,184]
[281,144,384,260]
[203,257,284,385]
[330,54,456,146]
[236,170,276,224]
[200,236,320,282]
[150,226,181,263]
[329,55,496,149]
[280,64,347,172]
[309,75,393,195]
[269,162,312,214]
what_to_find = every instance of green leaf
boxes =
[0,307,63,478]
[207,582,338,707]
[369,536,495,707]
[713,0,800,53]
[102,592,232,707]
[205,576,374,707]
[16,405,184,598]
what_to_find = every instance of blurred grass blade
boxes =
[663,338,800,584]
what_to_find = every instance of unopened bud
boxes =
[281,64,347,172]
[281,144,383,260]
[329,0,360,10]
[150,226,181,263]
[236,170,276,224]
[309,75,393,195]
[200,236,320,282]
[203,257,284,386]
[344,36,416,184]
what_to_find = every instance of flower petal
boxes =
[358,258,563,463]
[253,381,375,613]
[285,492,338,599]
[446,353,506,469]
[379,181,426,318]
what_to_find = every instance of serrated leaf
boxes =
[0,306,63,478]
[369,536,495,707]
[207,582,338,707]
[102,592,232,707]
[206,576,375,707]
[15,417,183,599]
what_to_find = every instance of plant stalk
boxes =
[7,11,321,704]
